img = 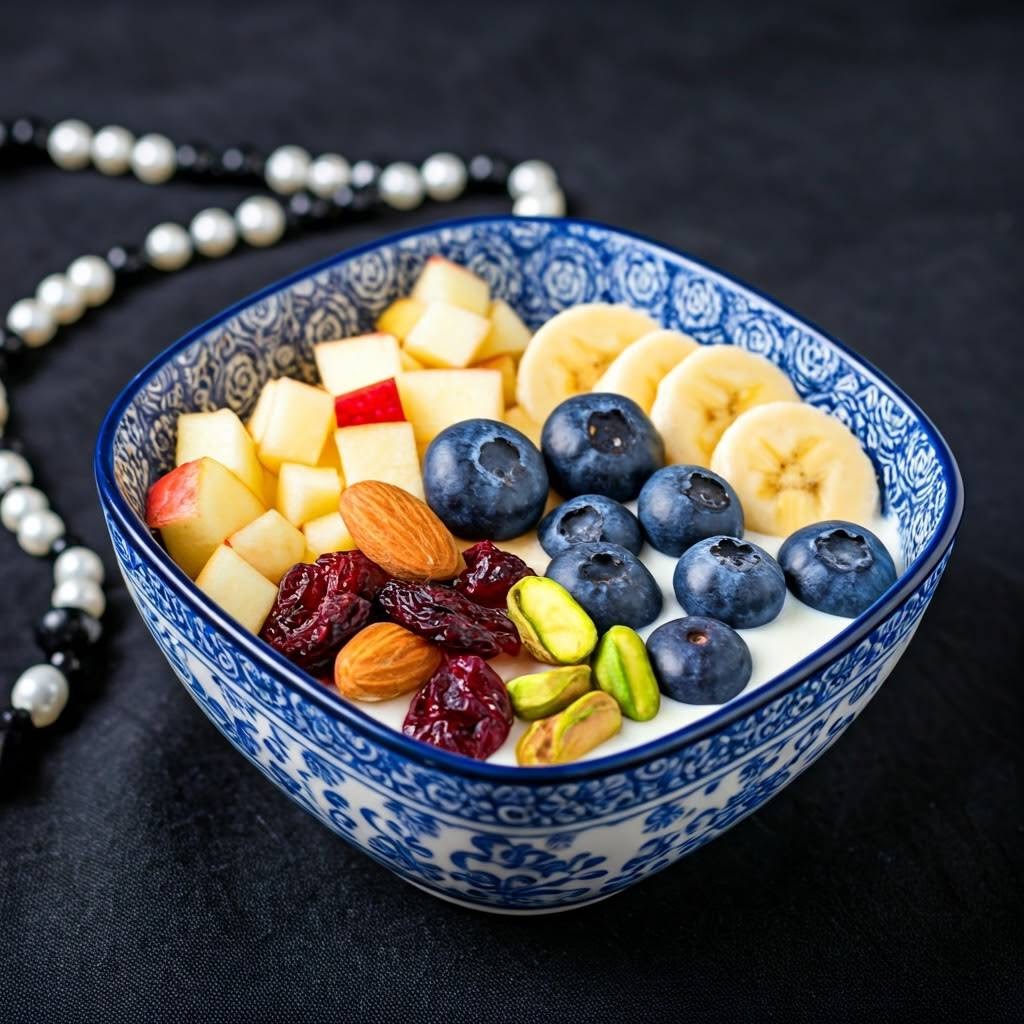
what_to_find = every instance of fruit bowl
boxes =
[95,216,962,913]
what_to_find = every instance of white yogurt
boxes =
[357,513,902,766]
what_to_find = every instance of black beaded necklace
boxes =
[0,114,564,767]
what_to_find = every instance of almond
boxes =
[339,480,463,581]
[334,622,442,702]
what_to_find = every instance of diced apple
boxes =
[247,378,281,444]
[226,509,306,584]
[196,545,279,634]
[476,354,517,406]
[303,510,357,556]
[334,377,406,428]
[411,255,490,315]
[262,468,278,505]
[276,463,342,526]
[256,377,334,471]
[301,547,320,564]
[176,408,264,499]
[314,333,402,397]
[396,369,504,445]
[376,297,425,341]
[146,457,266,578]
[476,298,533,361]
[504,405,543,447]
[317,434,341,471]
[334,421,424,498]
[404,302,491,369]
[399,349,425,371]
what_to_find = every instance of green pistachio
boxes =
[506,665,593,720]
[516,691,622,766]
[506,576,598,665]
[592,625,661,721]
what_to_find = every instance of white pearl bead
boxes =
[17,508,65,556]
[350,160,379,188]
[421,152,467,202]
[513,188,567,218]
[131,133,176,184]
[144,223,193,271]
[46,119,93,171]
[6,298,57,347]
[67,255,115,307]
[0,450,32,490]
[265,145,311,195]
[91,124,135,175]
[307,153,351,198]
[508,159,558,200]
[235,196,286,247]
[189,208,237,259]
[54,545,105,586]
[0,379,7,432]
[12,665,69,727]
[0,485,48,531]
[36,273,85,326]
[379,162,425,211]
[53,577,106,620]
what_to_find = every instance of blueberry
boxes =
[673,535,785,629]
[423,419,548,540]
[778,520,897,618]
[541,393,664,501]
[545,541,662,633]
[638,465,744,556]
[647,616,752,704]
[538,494,643,558]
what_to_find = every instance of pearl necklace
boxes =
[0,114,564,766]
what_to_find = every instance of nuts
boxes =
[516,691,622,766]
[505,576,598,664]
[506,665,593,720]
[334,622,443,702]
[592,625,660,721]
[339,480,463,581]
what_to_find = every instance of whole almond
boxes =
[334,622,443,702]
[339,480,463,581]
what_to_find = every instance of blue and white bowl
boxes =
[95,216,963,914]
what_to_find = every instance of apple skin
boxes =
[334,378,406,428]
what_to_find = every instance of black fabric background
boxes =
[2,2,1021,1021]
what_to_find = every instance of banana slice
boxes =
[651,345,799,466]
[504,405,543,447]
[516,303,659,423]
[711,401,879,535]
[592,329,699,412]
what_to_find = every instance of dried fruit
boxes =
[516,691,622,766]
[339,480,462,581]
[378,580,520,657]
[334,622,442,702]
[592,625,661,721]
[403,654,513,759]
[453,540,536,607]
[505,576,597,664]
[506,665,592,720]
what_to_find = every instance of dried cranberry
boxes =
[403,654,513,759]
[378,580,520,657]
[453,540,536,607]
[314,551,390,600]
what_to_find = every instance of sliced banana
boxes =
[592,329,699,412]
[516,303,659,423]
[651,345,799,466]
[504,405,543,447]
[711,401,879,535]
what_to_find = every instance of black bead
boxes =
[0,350,7,383]
[285,191,332,230]
[49,650,83,677]
[0,435,24,455]
[217,144,265,179]
[49,532,81,558]
[2,331,26,358]
[1,707,32,732]
[106,244,148,281]
[467,154,511,191]
[35,606,103,656]
[10,115,49,149]
[0,119,9,157]
[176,141,216,177]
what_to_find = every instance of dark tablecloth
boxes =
[2,2,1021,1020]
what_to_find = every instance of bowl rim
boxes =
[95,214,964,784]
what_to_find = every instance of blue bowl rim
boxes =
[95,214,964,785]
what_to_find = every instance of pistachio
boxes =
[506,665,593,720]
[592,625,661,721]
[506,576,598,664]
[516,690,622,766]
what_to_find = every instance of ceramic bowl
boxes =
[95,216,962,913]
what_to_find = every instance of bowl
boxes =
[95,216,962,914]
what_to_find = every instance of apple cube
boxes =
[226,509,305,584]
[404,302,491,369]
[314,333,402,397]
[196,544,279,634]
[146,457,266,578]
[376,297,425,341]
[276,463,342,526]
[247,378,281,444]
[476,299,533,361]
[396,369,504,446]
[317,434,341,471]
[411,256,490,315]
[303,510,357,556]
[255,377,334,472]
[334,377,406,428]
[334,420,424,498]
[476,354,517,406]
[399,348,425,371]
[176,408,264,499]
[262,468,278,505]
[504,405,543,447]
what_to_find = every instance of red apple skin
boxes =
[146,460,201,528]
[333,377,406,428]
